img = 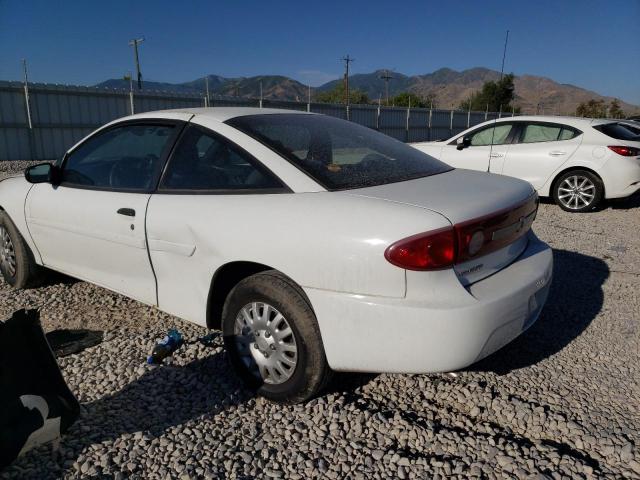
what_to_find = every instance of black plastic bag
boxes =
[0,309,80,469]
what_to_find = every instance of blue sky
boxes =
[1,0,639,104]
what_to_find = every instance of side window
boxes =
[521,123,580,143]
[469,124,513,146]
[558,128,579,140]
[161,126,285,191]
[62,124,174,190]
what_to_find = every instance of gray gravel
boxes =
[1,161,639,479]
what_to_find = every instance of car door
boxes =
[25,118,185,305]
[500,122,583,189]
[145,123,289,325]
[440,122,516,173]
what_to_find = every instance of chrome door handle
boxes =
[489,153,504,158]
[549,151,566,156]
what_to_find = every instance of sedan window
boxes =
[521,124,578,143]
[160,126,285,191]
[594,123,640,141]
[227,114,451,190]
[469,124,513,146]
[61,124,174,191]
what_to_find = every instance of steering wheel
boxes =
[359,153,388,168]
[109,155,157,189]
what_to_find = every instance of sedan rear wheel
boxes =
[553,171,603,213]
[222,270,331,404]
[234,302,298,385]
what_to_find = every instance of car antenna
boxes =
[488,30,510,173]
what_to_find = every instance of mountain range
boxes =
[96,67,639,115]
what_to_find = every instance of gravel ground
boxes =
[1,161,639,479]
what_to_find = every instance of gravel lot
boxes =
[1,160,639,479]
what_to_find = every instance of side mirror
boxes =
[456,136,471,150]
[25,163,57,184]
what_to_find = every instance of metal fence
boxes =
[0,80,516,161]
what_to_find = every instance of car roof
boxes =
[123,107,313,123]
[484,115,621,129]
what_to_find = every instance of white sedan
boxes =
[412,115,640,212]
[0,108,553,403]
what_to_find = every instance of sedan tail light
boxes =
[608,145,640,157]
[385,194,538,271]
[385,228,457,270]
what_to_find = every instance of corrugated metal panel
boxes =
[0,82,512,161]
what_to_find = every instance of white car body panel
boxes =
[146,192,451,326]
[412,115,640,200]
[0,108,555,374]
[0,176,43,263]
[25,185,157,305]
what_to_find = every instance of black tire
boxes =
[0,211,43,289]
[222,270,332,404]
[553,170,604,213]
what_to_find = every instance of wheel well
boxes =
[550,167,604,198]
[206,261,273,330]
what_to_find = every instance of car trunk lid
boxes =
[346,169,539,285]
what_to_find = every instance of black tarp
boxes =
[0,309,79,469]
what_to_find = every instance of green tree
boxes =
[608,99,625,119]
[459,73,518,112]
[389,92,433,108]
[315,83,369,105]
[576,99,607,118]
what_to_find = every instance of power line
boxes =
[128,37,144,90]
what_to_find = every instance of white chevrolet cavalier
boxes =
[0,108,553,403]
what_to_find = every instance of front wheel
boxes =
[222,270,331,404]
[553,170,604,213]
[0,211,43,288]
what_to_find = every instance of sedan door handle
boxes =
[489,153,504,158]
[549,151,566,156]
[117,208,136,217]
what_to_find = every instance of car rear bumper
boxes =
[601,157,640,199]
[305,231,553,373]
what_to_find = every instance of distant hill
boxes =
[94,68,639,115]
[95,74,310,101]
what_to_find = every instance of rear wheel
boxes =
[0,211,43,288]
[222,270,331,404]
[553,170,603,213]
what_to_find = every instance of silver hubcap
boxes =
[558,175,595,210]
[234,302,298,385]
[0,226,16,277]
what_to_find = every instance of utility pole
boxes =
[341,55,354,106]
[128,37,144,90]
[205,76,210,107]
[379,69,393,106]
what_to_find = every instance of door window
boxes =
[62,124,174,191]
[160,126,285,191]
[469,124,513,146]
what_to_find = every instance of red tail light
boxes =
[385,227,457,270]
[608,145,640,157]
[385,194,538,271]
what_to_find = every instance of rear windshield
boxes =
[226,114,452,190]
[593,123,640,141]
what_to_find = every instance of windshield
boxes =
[226,114,452,190]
